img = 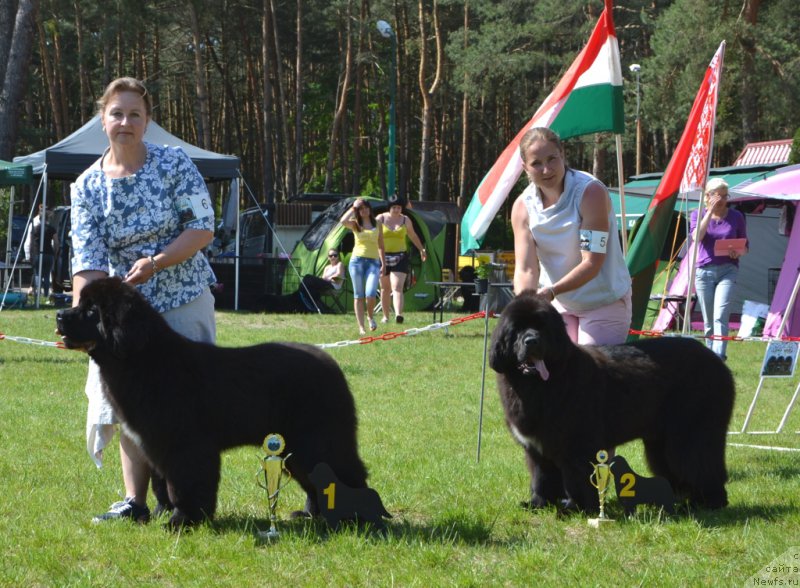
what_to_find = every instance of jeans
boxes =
[694,263,738,359]
[349,256,381,298]
[32,253,54,296]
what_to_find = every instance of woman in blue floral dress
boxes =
[70,77,217,523]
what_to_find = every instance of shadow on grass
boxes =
[681,502,799,527]
[602,500,799,528]
[728,464,800,482]
[210,512,502,546]
[0,353,87,364]
[202,499,796,542]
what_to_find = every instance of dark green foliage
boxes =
[790,129,800,165]
[1,0,797,210]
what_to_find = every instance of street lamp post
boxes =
[630,63,642,176]
[377,20,397,197]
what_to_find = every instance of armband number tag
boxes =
[579,230,608,254]
[176,193,213,224]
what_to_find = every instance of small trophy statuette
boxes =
[257,433,292,540]
[588,449,615,527]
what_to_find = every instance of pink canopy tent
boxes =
[731,165,800,338]
[653,165,800,337]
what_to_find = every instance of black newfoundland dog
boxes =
[489,290,734,513]
[56,277,371,528]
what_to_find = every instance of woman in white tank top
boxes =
[510,127,632,345]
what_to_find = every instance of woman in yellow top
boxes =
[340,198,385,335]
[376,196,426,324]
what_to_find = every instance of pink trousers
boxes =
[553,290,632,345]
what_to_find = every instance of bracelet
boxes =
[148,255,160,274]
[548,287,556,300]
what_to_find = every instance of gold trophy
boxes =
[257,433,292,540]
[588,449,615,527]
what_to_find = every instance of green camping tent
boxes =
[284,197,452,313]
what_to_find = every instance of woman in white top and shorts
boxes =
[510,127,631,345]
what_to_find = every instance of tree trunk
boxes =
[350,0,369,195]
[324,1,353,193]
[36,10,64,140]
[188,0,211,149]
[270,0,293,199]
[458,0,469,210]
[206,30,244,156]
[0,0,17,86]
[396,2,410,199]
[74,0,91,122]
[0,0,37,160]
[52,22,69,132]
[591,133,605,180]
[294,0,304,193]
[739,0,761,143]
[435,111,446,201]
[417,0,441,201]
[261,0,275,205]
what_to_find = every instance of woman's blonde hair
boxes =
[705,178,729,194]
[519,127,564,158]
[96,77,152,117]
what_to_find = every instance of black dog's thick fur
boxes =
[489,290,734,513]
[56,277,368,527]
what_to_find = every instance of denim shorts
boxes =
[348,256,381,298]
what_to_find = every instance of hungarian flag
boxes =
[460,0,624,254]
[626,41,726,333]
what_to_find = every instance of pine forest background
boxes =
[1,0,799,217]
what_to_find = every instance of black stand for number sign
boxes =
[610,455,675,516]
[308,463,391,529]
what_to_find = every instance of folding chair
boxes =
[323,277,349,314]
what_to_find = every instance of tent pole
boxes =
[615,134,628,255]
[773,267,800,341]
[5,186,14,264]
[233,177,240,311]
[3,186,15,291]
[35,170,48,309]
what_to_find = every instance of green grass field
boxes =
[1,306,799,587]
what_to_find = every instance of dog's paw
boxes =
[152,502,174,519]
[520,495,551,510]
[289,509,313,520]
[165,510,204,531]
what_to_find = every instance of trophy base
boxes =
[588,516,615,528]
[256,528,280,541]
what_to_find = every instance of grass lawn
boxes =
[1,305,799,587]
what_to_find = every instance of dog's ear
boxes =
[544,305,573,362]
[96,281,151,359]
[489,316,516,372]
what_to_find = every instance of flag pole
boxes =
[615,134,628,255]
[682,41,726,335]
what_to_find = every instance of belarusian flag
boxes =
[460,0,624,254]
[626,41,726,334]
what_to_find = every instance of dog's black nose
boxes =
[523,333,540,348]
[55,309,68,332]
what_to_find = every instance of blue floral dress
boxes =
[71,142,216,312]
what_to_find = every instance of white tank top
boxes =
[522,169,631,312]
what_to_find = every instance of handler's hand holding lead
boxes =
[124,258,154,285]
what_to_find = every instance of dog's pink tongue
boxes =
[535,359,549,381]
